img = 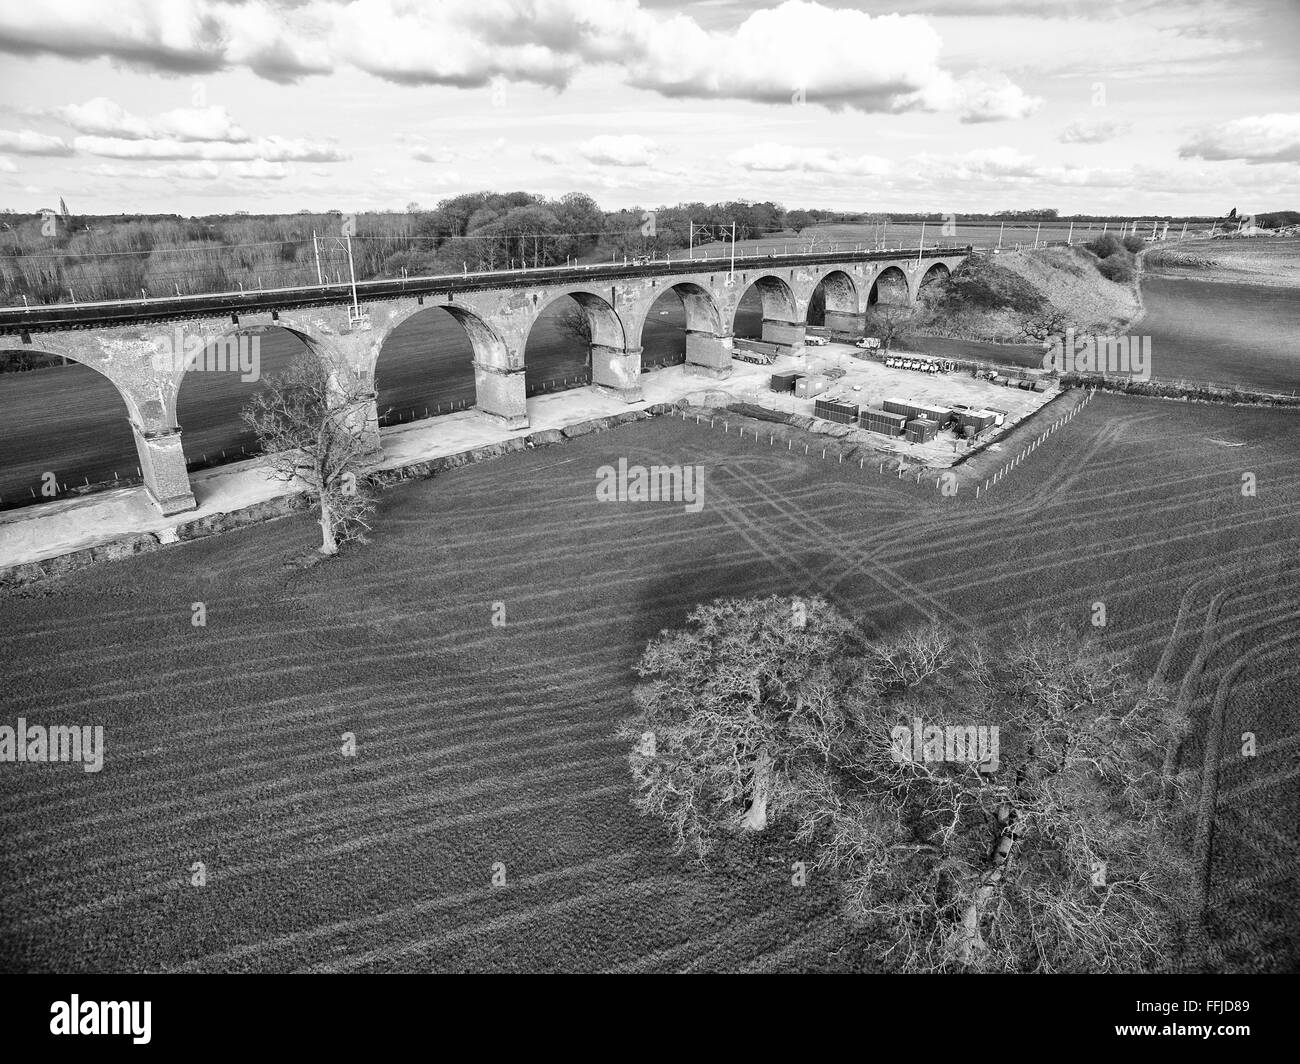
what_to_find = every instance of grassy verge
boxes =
[913,241,1142,345]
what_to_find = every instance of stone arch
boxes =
[372,300,512,384]
[732,274,799,336]
[624,277,730,382]
[369,299,520,428]
[625,278,724,349]
[172,322,323,472]
[869,265,911,307]
[806,268,865,337]
[732,273,804,353]
[1,336,147,424]
[809,269,860,316]
[0,330,196,514]
[630,281,723,375]
[522,288,633,401]
[525,287,626,350]
[917,261,951,299]
[630,281,722,346]
[367,303,504,429]
[0,341,145,509]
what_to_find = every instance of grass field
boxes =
[2,394,1298,972]
[1146,236,1300,289]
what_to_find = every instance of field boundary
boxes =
[0,403,680,591]
[1061,373,1300,407]
[708,384,1092,496]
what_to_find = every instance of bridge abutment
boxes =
[473,361,529,429]
[684,329,733,378]
[760,318,807,353]
[823,309,866,340]
[591,343,644,402]
[132,424,197,515]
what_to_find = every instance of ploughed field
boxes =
[1,395,1298,972]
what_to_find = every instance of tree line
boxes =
[0,195,860,305]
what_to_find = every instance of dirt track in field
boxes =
[1,394,1297,972]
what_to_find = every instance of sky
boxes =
[0,0,1297,217]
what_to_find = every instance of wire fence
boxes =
[0,466,144,513]
[670,390,1072,498]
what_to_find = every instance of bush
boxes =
[927,258,1044,315]
[1085,233,1124,259]
[1122,235,1146,254]
[1098,256,1134,283]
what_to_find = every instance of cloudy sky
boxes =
[1,0,1297,217]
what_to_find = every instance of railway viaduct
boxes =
[0,247,969,515]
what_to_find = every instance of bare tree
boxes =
[619,595,856,860]
[865,303,914,351]
[624,597,1189,972]
[554,301,593,349]
[241,351,377,556]
[791,617,1188,973]
[1017,304,1073,343]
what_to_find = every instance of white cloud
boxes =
[1060,119,1132,144]
[575,134,656,166]
[0,1,1037,121]
[55,98,249,142]
[230,159,288,180]
[73,134,348,162]
[411,145,458,163]
[0,129,75,156]
[534,135,658,167]
[624,2,1036,120]
[952,72,1042,124]
[402,135,506,164]
[0,0,330,82]
[1180,113,1300,164]
[88,161,221,180]
[729,143,891,176]
[0,157,17,173]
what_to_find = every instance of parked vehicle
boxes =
[805,335,829,346]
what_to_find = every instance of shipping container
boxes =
[814,398,858,425]
[795,374,830,398]
[905,417,938,443]
[858,407,908,437]
[859,407,907,425]
[914,403,953,425]
[958,408,996,432]
[882,397,952,424]
[1032,380,1049,392]
[770,372,799,393]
